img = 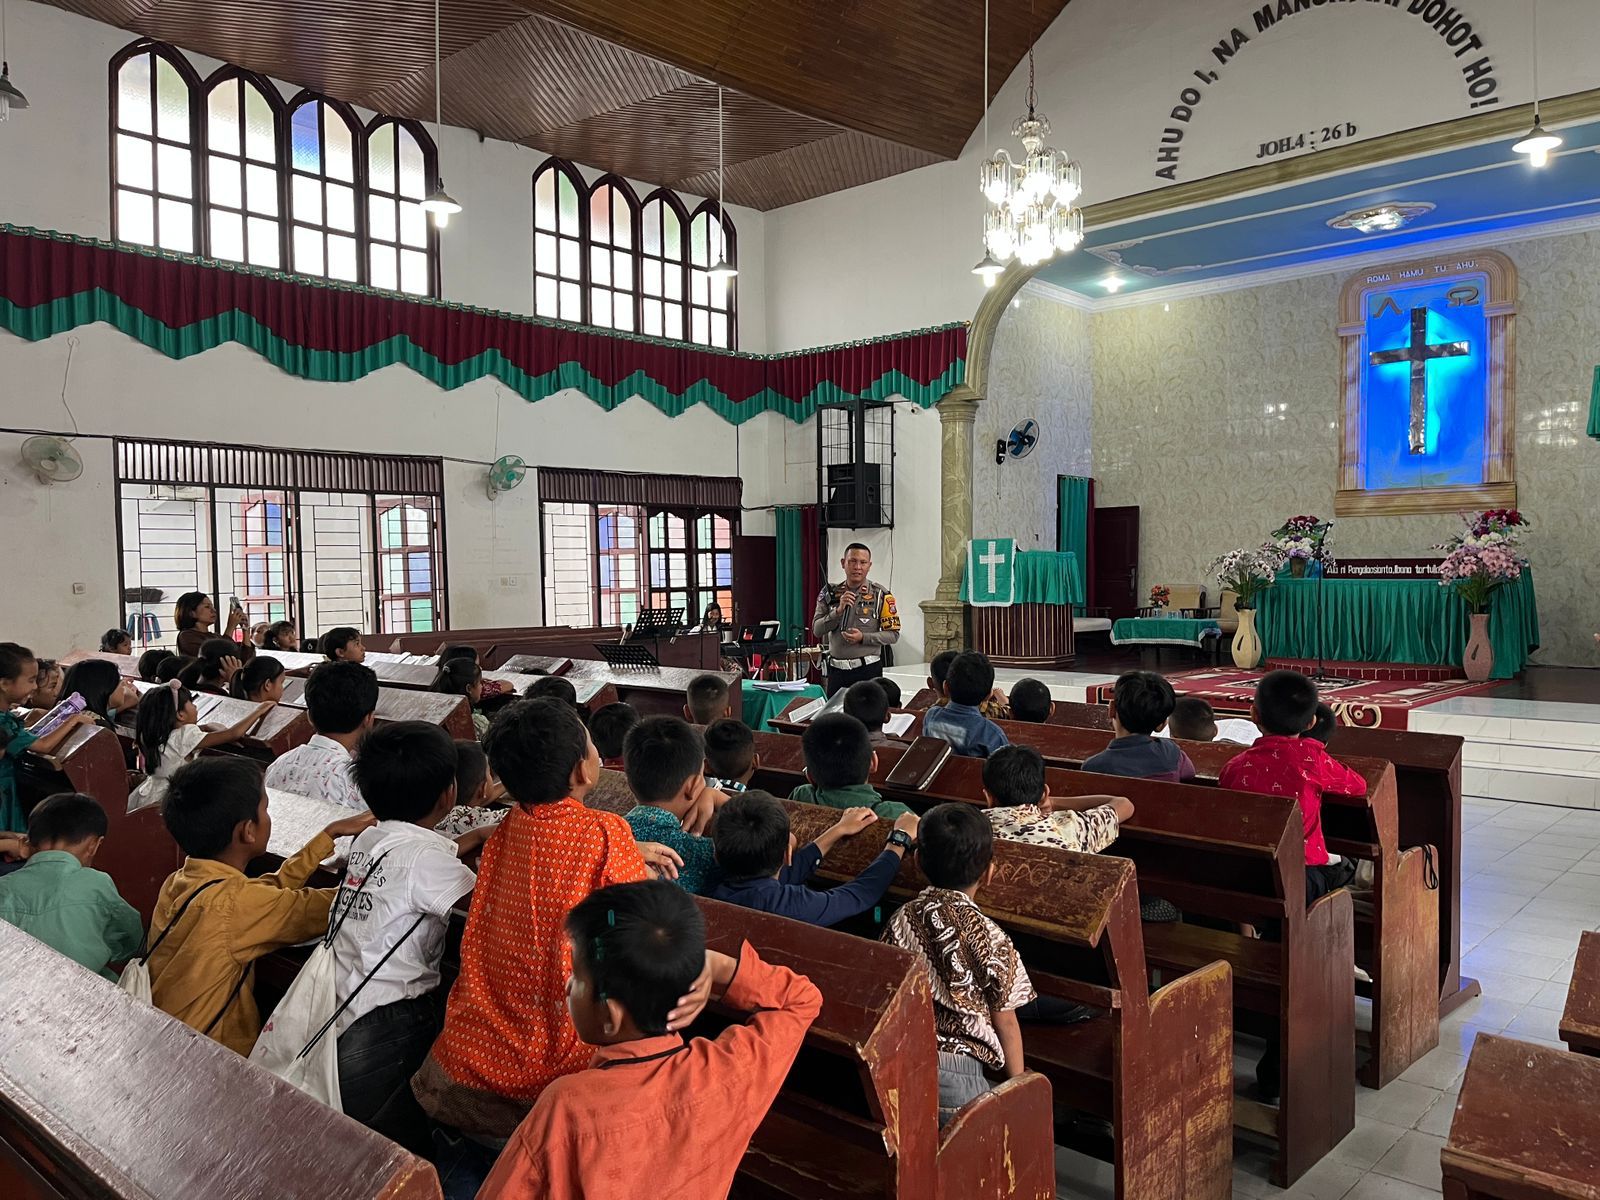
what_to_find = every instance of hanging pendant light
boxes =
[1513,0,1562,168]
[707,86,738,281]
[419,0,462,226]
[0,0,30,121]
[971,251,1005,287]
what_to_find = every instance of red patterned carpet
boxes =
[1085,665,1504,730]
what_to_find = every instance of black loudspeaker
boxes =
[823,462,886,528]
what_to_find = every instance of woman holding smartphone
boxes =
[173,592,247,656]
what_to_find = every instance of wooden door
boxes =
[1093,506,1140,618]
[732,534,777,624]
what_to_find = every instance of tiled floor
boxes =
[1054,794,1598,1200]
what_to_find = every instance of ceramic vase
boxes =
[1463,612,1493,682]
[1232,608,1263,669]
[1290,558,1307,578]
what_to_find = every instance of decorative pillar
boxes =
[920,385,979,656]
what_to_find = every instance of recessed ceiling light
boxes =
[1326,203,1435,234]
[1102,274,1125,292]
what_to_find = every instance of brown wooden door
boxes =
[1092,506,1140,618]
[731,534,777,625]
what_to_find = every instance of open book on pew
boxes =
[786,688,848,725]
[266,787,358,866]
[883,711,916,737]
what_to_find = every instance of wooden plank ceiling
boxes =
[42,0,1070,209]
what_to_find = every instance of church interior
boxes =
[1,0,1598,1196]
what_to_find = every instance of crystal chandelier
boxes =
[977,42,1082,278]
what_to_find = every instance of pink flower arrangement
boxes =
[1435,510,1530,613]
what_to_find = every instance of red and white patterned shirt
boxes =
[1216,735,1367,868]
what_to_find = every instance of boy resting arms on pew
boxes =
[1162,696,1261,746]
[413,699,690,1185]
[151,757,374,1053]
[982,745,1133,853]
[479,880,822,1200]
[702,717,758,793]
[586,701,643,813]
[432,739,510,839]
[843,679,896,746]
[709,790,917,927]
[264,661,379,811]
[1082,671,1196,782]
[0,792,142,978]
[684,674,732,725]
[1007,677,1055,724]
[881,803,1036,1126]
[922,651,1011,758]
[623,716,726,895]
[790,712,910,819]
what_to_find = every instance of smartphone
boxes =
[229,594,244,614]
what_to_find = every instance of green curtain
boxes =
[775,506,805,642]
[1589,367,1600,440]
[1057,475,1092,612]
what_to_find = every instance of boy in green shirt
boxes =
[790,714,910,820]
[0,792,142,979]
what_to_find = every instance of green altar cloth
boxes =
[960,550,1084,605]
[1111,617,1221,648]
[1255,571,1539,680]
[742,683,824,732]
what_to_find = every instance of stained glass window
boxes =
[689,204,736,350]
[587,178,638,332]
[367,119,433,296]
[113,44,198,253]
[205,71,282,268]
[640,191,688,341]
[533,159,585,322]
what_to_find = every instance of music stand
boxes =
[1308,521,1358,686]
[629,608,685,640]
[594,641,661,671]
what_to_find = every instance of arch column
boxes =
[919,386,979,656]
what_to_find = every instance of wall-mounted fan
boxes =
[20,435,83,484]
[1007,419,1040,459]
[485,454,527,500]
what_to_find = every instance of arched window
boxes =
[203,69,283,268]
[587,177,639,332]
[689,202,737,349]
[111,41,200,253]
[367,119,435,296]
[532,158,585,322]
[288,95,362,283]
[640,190,688,341]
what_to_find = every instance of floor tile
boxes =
[1463,968,1548,1005]
[1527,978,1574,1011]
[1474,927,1586,960]
[1503,1005,1564,1042]
[1396,1046,1469,1090]
[1440,994,1522,1033]
[1414,1089,1461,1138]
[1462,946,1567,982]
[1372,1130,1448,1191]
[1329,1118,1410,1171]
[1340,1173,1443,1197]
[1279,1156,1366,1198]
[1354,1079,1441,1129]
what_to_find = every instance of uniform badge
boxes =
[880,593,901,632]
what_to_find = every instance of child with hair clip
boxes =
[432,658,489,738]
[0,644,98,832]
[230,656,287,703]
[28,659,65,712]
[129,681,277,811]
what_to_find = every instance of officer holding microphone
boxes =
[811,542,900,695]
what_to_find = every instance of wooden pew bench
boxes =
[0,922,441,1200]
[378,625,723,671]
[1561,929,1600,1057]
[1442,1032,1600,1199]
[750,732,1353,1186]
[560,660,742,720]
[277,677,475,741]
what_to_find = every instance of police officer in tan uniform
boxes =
[812,542,900,695]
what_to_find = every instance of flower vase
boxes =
[1462,612,1494,682]
[1232,608,1263,669]
[1290,559,1307,578]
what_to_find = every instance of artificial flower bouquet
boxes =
[1208,544,1285,610]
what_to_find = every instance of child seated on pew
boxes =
[155,655,196,684]
[790,713,911,819]
[1163,696,1261,746]
[876,677,903,708]
[709,790,915,927]
[432,658,490,738]
[28,658,64,711]
[0,791,142,978]
[130,681,277,810]
[138,648,175,683]
[330,721,486,1155]
[1008,678,1054,724]
[264,661,378,811]
[927,649,1010,719]
[433,739,510,840]
[922,652,1011,759]
[623,717,724,895]
[0,643,98,832]
[100,629,133,656]
[151,756,373,1054]
[684,674,731,725]
[321,626,366,663]
[230,656,287,703]
[523,674,579,709]
[880,803,1035,1126]
[589,702,640,771]
[1081,672,1196,782]
[179,637,256,694]
[843,679,896,746]
[981,745,1132,853]
[478,880,821,1200]
[413,699,685,1174]
[703,717,758,792]
[1305,702,1337,744]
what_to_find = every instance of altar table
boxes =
[961,550,1084,669]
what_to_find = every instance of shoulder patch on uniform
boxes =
[880,592,901,632]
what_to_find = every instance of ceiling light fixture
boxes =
[707,86,738,282]
[1326,202,1435,234]
[1513,0,1562,168]
[0,0,29,121]
[1102,274,1124,292]
[971,5,1005,288]
[977,0,1083,271]
[419,0,461,227]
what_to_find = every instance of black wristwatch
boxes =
[886,829,914,851]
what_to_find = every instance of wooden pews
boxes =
[0,921,441,1200]
[749,733,1351,1186]
[111,689,313,763]
[277,677,475,740]
[1442,1033,1600,1199]
[375,625,724,671]
[1561,930,1600,1057]
[560,660,741,720]
[776,801,1235,1200]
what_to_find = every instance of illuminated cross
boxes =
[1369,305,1470,455]
[979,541,1006,594]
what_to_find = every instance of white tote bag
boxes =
[118,878,226,1003]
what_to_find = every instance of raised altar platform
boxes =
[961,549,1084,670]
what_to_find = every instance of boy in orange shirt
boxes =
[480,880,821,1199]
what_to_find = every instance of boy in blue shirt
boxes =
[623,717,725,895]
[921,652,1010,758]
[1082,672,1196,783]
[709,791,917,927]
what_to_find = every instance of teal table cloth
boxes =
[742,683,824,732]
[1255,571,1539,680]
[1111,617,1221,647]
[960,550,1084,605]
